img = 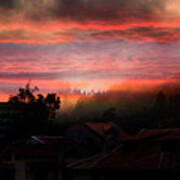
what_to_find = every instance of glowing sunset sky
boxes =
[0,0,180,100]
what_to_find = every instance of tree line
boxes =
[8,83,60,122]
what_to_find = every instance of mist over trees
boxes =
[5,82,180,135]
[57,86,180,134]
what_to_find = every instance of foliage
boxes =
[8,83,61,121]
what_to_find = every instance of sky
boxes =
[0,0,180,102]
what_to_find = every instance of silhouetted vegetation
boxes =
[9,83,60,120]
[5,83,61,134]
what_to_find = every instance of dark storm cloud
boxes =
[0,0,162,23]
[52,0,164,22]
[56,0,121,22]
[0,0,178,43]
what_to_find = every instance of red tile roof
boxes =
[70,145,180,169]
[122,129,180,142]
[84,122,128,140]
[94,129,180,169]
[95,145,161,169]
[69,129,180,170]
[84,122,113,140]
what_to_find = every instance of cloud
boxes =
[0,1,179,101]
[0,28,79,44]
[0,72,60,80]
[20,0,161,23]
[0,0,15,9]
[0,40,179,82]
[90,27,180,42]
[0,0,179,43]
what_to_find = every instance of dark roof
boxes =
[3,136,77,158]
[31,136,76,145]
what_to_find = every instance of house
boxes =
[0,136,76,180]
[65,121,129,157]
[67,128,180,180]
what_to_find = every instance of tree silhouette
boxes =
[153,91,168,128]
[8,96,20,104]
[45,93,61,121]
[9,82,39,104]
[155,91,167,109]
[102,107,116,122]
[8,83,61,124]
[37,94,45,104]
